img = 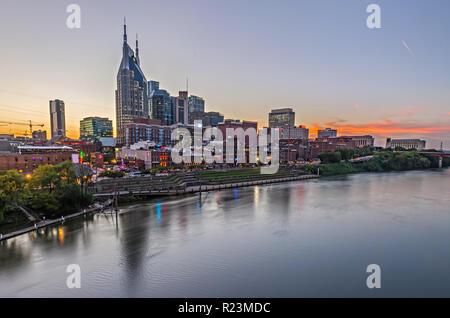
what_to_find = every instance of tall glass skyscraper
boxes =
[80,117,113,142]
[115,20,148,145]
[172,91,189,124]
[188,95,205,113]
[148,81,175,126]
[49,99,66,139]
[268,108,295,130]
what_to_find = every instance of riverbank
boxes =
[2,151,447,239]
[0,173,319,239]
[2,169,449,297]
[0,200,111,242]
[302,151,450,177]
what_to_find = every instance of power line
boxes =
[0,89,113,112]
[0,102,114,123]
[0,104,49,116]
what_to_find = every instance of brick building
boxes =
[0,146,75,173]
[307,137,356,160]
[116,148,172,169]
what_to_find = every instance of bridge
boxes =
[419,151,450,168]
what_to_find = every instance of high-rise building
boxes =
[115,20,148,145]
[189,95,205,113]
[49,99,66,139]
[148,81,175,125]
[205,112,224,127]
[317,128,337,138]
[268,108,295,130]
[122,118,194,148]
[80,117,113,142]
[172,91,189,124]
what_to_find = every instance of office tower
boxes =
[148,81,175,125]
[80,117,113,142]
[49,99,66,139]
[317,128,337,138]
[188,95,205,113]
[172,91,189,124]
[115,20,148,145]
[205,112,224,127]
[268,108,295,130]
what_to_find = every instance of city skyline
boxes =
[0,0,449,148]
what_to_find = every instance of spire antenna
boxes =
[123,17,127,43]
[135,33,140,64]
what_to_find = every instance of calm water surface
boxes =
[1,170,449,297]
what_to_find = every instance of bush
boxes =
[372,151,431,171]
[307,151,435,177]
[318,162,356,176]
[318,152,342,164]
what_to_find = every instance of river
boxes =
[1,169,449,297]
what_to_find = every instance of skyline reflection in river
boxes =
[1,169,449,297]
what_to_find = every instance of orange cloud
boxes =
[315,119,450,136]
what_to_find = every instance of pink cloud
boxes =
[314,119,450,136]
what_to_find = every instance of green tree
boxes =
[0,170,27,215]
[54,161,77,185]
[30,165,58,191]
[318,151,342,164]
[26,162,94,216]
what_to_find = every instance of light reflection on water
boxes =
[0,169,449,297]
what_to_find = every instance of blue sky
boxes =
[0,0,449,147]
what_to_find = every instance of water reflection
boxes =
[56,228,64,246]
[156,202,162,226]
[1,169,450,297]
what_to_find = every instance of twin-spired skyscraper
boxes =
[115,20,148,145]
[115,20,210,145]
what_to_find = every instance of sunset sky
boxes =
[0,0,449,148]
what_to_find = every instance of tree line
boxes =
[307,148,449,176]
[0,162,93,223]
